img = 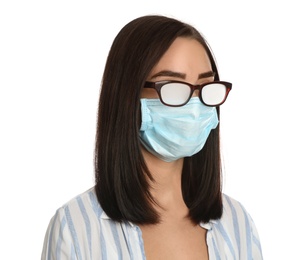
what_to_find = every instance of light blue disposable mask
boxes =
[139,97,219,162]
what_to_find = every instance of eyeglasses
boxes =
[144,80,232,107]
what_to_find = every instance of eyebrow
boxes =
[198,71,215,79]
[150,70,215,80]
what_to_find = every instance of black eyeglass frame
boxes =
[144,80,232,107]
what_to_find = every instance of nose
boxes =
[191,84,201,97]
[192,89,200,97]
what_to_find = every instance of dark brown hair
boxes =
[95,15,223,224]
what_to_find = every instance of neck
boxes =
[142,149,187,217]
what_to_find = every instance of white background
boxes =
[1,0,303,259]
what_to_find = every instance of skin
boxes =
[139,37,214,260]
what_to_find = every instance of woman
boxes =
[42,15,263,259]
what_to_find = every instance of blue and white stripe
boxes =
[41,188,263,259]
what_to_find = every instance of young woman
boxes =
[42,15,263,259]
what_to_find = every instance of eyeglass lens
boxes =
[201,83,227,106]
[160,82,191,106]
[160,82,227,106]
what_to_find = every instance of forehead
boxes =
[148,37,212,78]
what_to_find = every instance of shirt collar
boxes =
[199,219,217,230]
[101,210,216,230]
[101,211,111,220]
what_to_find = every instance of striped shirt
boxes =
[41,187,263,259]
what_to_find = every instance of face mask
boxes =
[139,97,219,162]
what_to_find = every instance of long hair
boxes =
[95,15,222,224]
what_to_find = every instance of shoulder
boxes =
[54,187,105,226]
[42,187,144,259]
[46,187,101,232]
[221,193,252,224]
[59,187,99,214]
[207,194,263,259]
[217,193,258,238]
[44,187,105,245]
[42,187,105,258]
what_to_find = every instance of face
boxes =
[141,37,214,99]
